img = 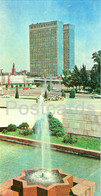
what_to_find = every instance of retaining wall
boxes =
[55,108,101,137]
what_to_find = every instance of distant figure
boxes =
[36,97,38,104]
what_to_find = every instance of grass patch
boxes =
[0,130,100,151]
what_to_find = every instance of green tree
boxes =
[69,88,75,98]
[48,113,65,137]
[80,64,89,90]
[71,65,82,91]
[89,51,101,92]
[15,85,19,98]
[92,50,101,73]
[44,90,48,99]
[61,70,72,88]
[47,83,50,91]
[26,72,30,76]
[89,69,100,91]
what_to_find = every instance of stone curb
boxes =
[0,134,100,159]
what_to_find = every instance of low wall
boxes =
[0,134,100,159]
[61,108,100,137]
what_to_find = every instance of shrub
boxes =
[62,133,77,144]
[48,113,65,137]
[2,129,8,133]
[15,86,19,99]
[19,129,33,136]
[44,90,48,99]
[33,113,65,137]
[61,89,66,98]
[93,87,100,95]
[35,82,42,87]
[7,124,17,132]
[19,122,29,129]
[47,84,50,91]
[69,88,75,98]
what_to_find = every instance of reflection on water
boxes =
[0,140,100,195]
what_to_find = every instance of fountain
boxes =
[34,94,51,176]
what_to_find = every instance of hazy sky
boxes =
[0,0,101,72]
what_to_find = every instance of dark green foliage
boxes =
[92,50,101,73]
[93,87,100,95]
[61,89,66,98]
[71,65,82,91]
[15,85,19,98]
[61,70,71,88]
[19,129,33,136]
[2,129,8,133]
[69,88,75,98]
[6,84,8,89]
[7,124,17,132]
[35,82,42,87]
[44,90,48,98]
[62,133,77,144]
[48,113,65,137]
[33,113,65,137]
[47,83,50,91]
[19,122,29,129]
[89,69,100,92]
[26,72,30,76]
[80,65,89,90]
[11,84,13,88]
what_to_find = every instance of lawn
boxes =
[0,129,100,151]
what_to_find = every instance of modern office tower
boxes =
[29,21,74,77]
[29,21,63,77]
[63,24,75,73]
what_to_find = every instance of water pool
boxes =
[0,140,100,195]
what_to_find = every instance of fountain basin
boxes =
[8,167,96,196]
[11,167,72,196]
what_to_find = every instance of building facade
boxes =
[29,21,75,77]
[63,24,75,73]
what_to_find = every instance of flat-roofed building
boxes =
[63,24,75,73]
[29,21,75,76]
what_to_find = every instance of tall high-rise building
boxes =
[63,24,75,73]
[29,21,75,77]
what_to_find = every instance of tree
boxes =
[89,69,100,91]
[62,67,82,92]
[69,88,75,98]
[89,51,101,92]
[71,65,82,91]
[92,50,101,73]
[15,85,19,98]
[61,70,72,88]
[44,90,48,99]
[48,113,65,137]
[80,64,89,90]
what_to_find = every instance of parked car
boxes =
[23,87,29,90]
[30,85,36,89]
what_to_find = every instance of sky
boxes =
[0,0,101,72]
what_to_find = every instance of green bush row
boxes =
[18,129,33,136]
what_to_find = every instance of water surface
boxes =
[0,140,100,195]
